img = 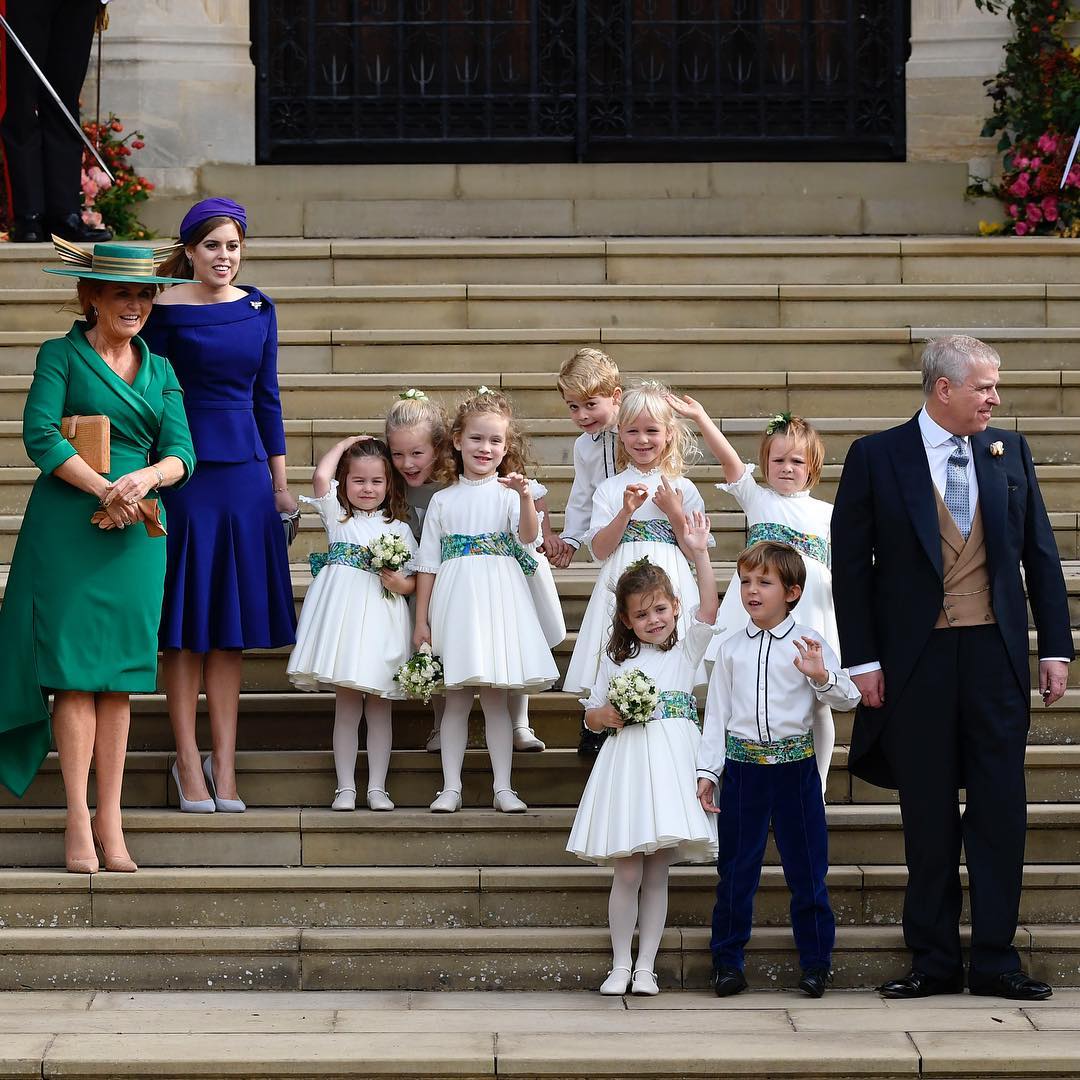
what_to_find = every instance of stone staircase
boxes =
[1,235,1080,1028]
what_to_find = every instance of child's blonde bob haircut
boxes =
[384,391,453,482]
[615,381,700,478]
[557,347,621,401]
[759,415,825,490]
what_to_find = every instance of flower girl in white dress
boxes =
[413,389,559,814]
[563,381,712,697]
[567,511,721,996]
[287,437,418,812]
[669,397,838,791]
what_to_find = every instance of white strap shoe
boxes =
[366,789,395,812]
[430,789,462,813]
[631,968,660,996]
[599,967,632,995]
[512,726,546,752]
[332,787,357,812]
[493,788,528,813]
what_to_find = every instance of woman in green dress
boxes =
[0,242,196,873]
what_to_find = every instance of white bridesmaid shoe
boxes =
[203,756,246,813]
[430,789,462,813]
[599,967,632,995]
[493,789,527,813]
[512,726,546,752]
[631,969,660,996]
[332,787,357,812]
[366,789,395,812]
[170,761,215,814]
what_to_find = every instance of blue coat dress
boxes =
[141,286,296,651]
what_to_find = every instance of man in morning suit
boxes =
[831,334,1072,1001]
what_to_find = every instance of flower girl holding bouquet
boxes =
[567,511,721,996]
[287,437,417,812]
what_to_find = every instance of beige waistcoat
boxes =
[934,491,996,629]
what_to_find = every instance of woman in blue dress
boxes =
[143,197,297,813]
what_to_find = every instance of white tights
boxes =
[438,687,515,795]
[332,687,393,795]
[608,849,677,975]
[429,691,533,736]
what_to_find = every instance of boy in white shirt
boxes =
[555,348,623,755]
[697,540,860,998]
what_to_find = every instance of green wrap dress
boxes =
[0,322,196,797]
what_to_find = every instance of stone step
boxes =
[6,744,1080,812]
[0,923,1072,991]
[8,283,1080,333]
[3,863,1077,931]
[114,690,1080,752]
[1,806,1077,869]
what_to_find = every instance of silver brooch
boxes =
[250,300,262,310]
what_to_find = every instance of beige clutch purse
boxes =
[62,414,110,474]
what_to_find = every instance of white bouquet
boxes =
[607,668,660,730]
[395,643,444,704]
[369,532,412,598]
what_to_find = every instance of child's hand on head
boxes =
[680,510,712,552]
[793,636,828,684]
[665,393,708,426]
[651,475,684,520]
[498,471,531,498]
[622,483,649,514]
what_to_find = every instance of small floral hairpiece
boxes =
[765,412,793,436]
[990,440,1005,457]
[477,385,494,395]
[627,555,651,572]
[400,388,428,401]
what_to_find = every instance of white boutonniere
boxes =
[989,441,1005,458]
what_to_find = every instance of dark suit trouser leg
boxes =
[0,0,98,217]
[710,761,772,970]
[771,755,834,971]
[958,627,1028,979]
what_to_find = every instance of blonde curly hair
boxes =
[441,388,532,484]
[615,381,700,478]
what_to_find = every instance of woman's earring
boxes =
[90,306,97,316]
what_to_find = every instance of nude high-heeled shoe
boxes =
[91,819,137,873]
[64,817,98,875]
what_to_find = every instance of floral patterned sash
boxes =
[440,532,538,577]
[620,519,677,546]
[657,690,701,732]
[309,541,376,579]
[726,731,815,765]
[747,522,830,569]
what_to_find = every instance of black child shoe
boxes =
[968,969,1053,1001]
[577,727,608,757]
[712,965,748,997]
[798,968,833,998]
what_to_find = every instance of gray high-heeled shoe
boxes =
[170,760,215,814]
[203,755,246,813]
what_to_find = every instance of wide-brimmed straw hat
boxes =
[42,236,189,284]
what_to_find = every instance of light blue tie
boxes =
[944,435,972,539]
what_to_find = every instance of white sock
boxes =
[364,695,393,793]
[479,687,514,793]
[608,854,644,972]
[509,690,530,733]
[430,695,444,734]
[438,688,472,793]
[635,849,676,974]
[332,687,365,793]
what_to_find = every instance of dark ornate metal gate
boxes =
[252,1,908,164]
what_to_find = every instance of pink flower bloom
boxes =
[1015,221,1030,236]
[1069,166,1080,187]
[1038,133,1059,155]
[1008,203,1020,218]
[1016,156,1031,169]
[88,166,112,191]
[1010,174,1031,198]
[1042,195,1060,222]
[1027,203,1043,223]
[81,209,104,228]
[1031,157,1043,170]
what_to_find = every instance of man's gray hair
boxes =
[920,335,1001,396]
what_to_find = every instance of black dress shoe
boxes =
[46,212,112,243]
[798,968,833,998]
[969,969,1053,1001]
[712,965,748,997]
[878,970,965,999]
[577,727,608,756]
[8,214,46,243]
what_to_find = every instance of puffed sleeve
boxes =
[415,492,445,574]
[680,478,715,547]
[252,298,287,458]
[584,477,621,558]
[682,606,724,670]
[697,644,733,783]
[528,478,548,501]
[154,359,196,487]
[299,480,344,529]
[715,462,768,519]
[22,340,78,476]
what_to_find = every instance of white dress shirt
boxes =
[561,428,620,549]
[697,616,861,782]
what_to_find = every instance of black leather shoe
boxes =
[46,212,112,243]
[8,214,46,243]
[969,969,1053,1001]
[577,727,608,756]
[878,970,965,998]
[798,968,833,998]
[712,965,748,997]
